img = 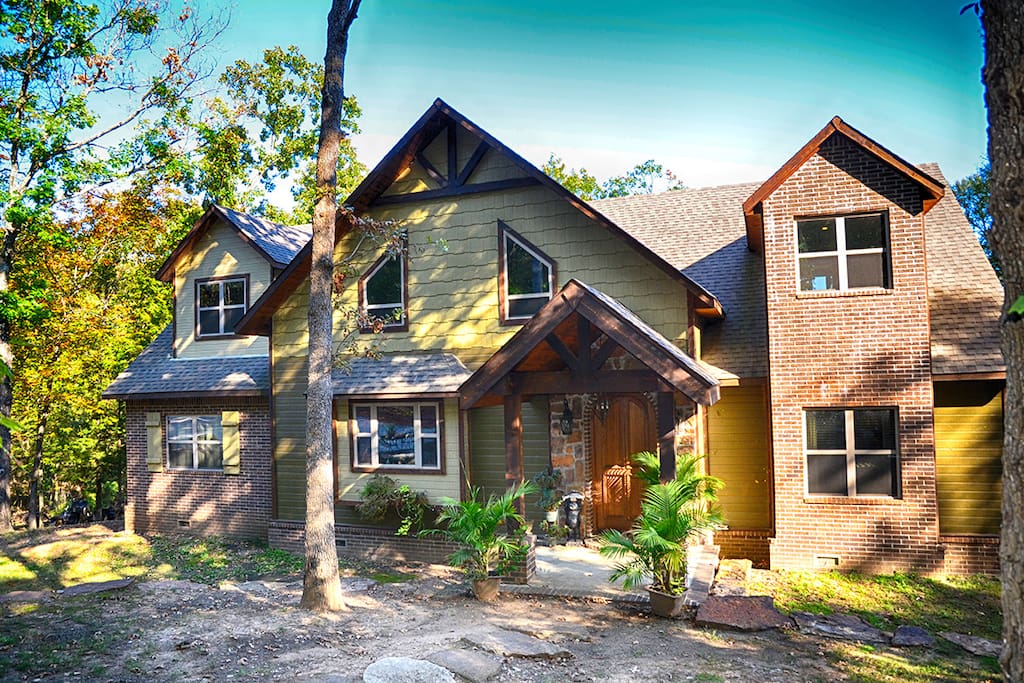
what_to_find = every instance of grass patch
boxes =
[749,570,1001,640]
[148,535,304,584]
[826,641,1000,683]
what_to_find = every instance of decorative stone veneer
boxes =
[125,397,271,539]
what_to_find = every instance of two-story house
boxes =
[105,99,1004,576]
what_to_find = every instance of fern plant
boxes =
[423,482,536,580]
[600,479,725,595]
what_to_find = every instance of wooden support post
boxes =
[504,390,525,515]
[657,392,676,483]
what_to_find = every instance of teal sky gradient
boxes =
[211,0,987,188]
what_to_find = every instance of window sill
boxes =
[196,333,248,341]
[351,465,445,476]
[165,467,225,474]
[795,288,893,300]
[803,496,900,505]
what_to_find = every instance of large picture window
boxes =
[359,253,407,331]
[351,403,441,471]
[499,221,554,323]
[197,277,247,337]
[804,408,898,497]
[796,213,890,291]
[167,415,223,470]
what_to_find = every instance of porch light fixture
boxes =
[596,396,611,425]
[559,399,574,435]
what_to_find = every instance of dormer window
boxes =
[197,276,248,338]
[796,212,890,291]
[360,253,407,331]
[499,221,555,323]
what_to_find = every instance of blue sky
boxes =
[208,0,987,188]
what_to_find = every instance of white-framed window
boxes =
[796,213,890,291]
[351,403,441,471]
[360,253,406,330]
[197,277,247,337]
[804,408,898,497]
[500,222,554,322]
[167,415,223,470]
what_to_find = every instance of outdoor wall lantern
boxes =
[595,396,611,425]
[559,399,574,435]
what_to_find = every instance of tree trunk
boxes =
[26,401,50,530]
[0,230,15,531]
[981,1,1024,680]
[300,0,361,613]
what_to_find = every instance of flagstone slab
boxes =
[695,595,792,631]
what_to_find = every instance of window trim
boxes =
[358,251,409,333]
[348,401,445,474]
[794,211,891,292]
[166,414,224,471]
[803,407,901,498]
[498,220,556,325]
[195,274,250,339]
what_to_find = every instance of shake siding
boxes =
[934,380,1003,535]
[468,401,550,521]
[175,220,270,359]
[706,385,771,530]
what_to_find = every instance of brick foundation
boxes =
[941,535,1000,576]
[125,398,271,539]
[714,530,771,568]
[269,520,536,584]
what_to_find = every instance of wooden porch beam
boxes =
[577,316,592,374]
[544,334,580,374]
[507,369,674,395]
[447,122,458,185]
[504,389,525,515]
[591,336,619,369]
[657,392,676,483]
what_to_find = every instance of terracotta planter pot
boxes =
[646,586,685,618]
[471,577,500,601]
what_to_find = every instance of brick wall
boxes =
[268,520,536,584]
[762,133,943,574]
[715,530,771,568]
[125,397,271,539]
[941,536,1000,576]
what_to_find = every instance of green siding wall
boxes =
[935,381,1003,535]
[468,400,550,522]
[706,385,772,530]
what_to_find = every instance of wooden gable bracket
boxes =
[376,122,540,206]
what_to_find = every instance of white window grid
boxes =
[503,231,553,320]
[803,408,898,497]
[795,214,888,291]
[197,278,247,336]
[352,403,440,470]
[166,415,223,470]
[363,255,405,325]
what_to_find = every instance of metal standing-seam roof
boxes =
[332,354,472,397]
[102,326,269,399]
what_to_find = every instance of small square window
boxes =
[196,277,248,337]
[796,213,890,291]
[804,408,899,497]
[167,415,223,470]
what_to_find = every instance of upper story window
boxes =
[360,253,407,331]
[796,213,890,292]
[499,221,555,323]
[351,402,441,472]
[804,408,898,497]
[167,415,223,470]
[197,276,247,337]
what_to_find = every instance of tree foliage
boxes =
[542,154,684,200]
[953,162,999,277]
[0,0,224,530]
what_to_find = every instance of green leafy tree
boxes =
[0,0,223,530]
[542,155,683,200]
[191,45,366,223]
[953,162,999,277]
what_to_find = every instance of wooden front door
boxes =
[592,395,656,531]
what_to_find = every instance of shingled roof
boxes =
[332,354,471,397]
[103,326,269,399]
[156,205,311,281]
[592,164,1005,378]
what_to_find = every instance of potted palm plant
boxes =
[423,481,536,601]
[600,469,724,617]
